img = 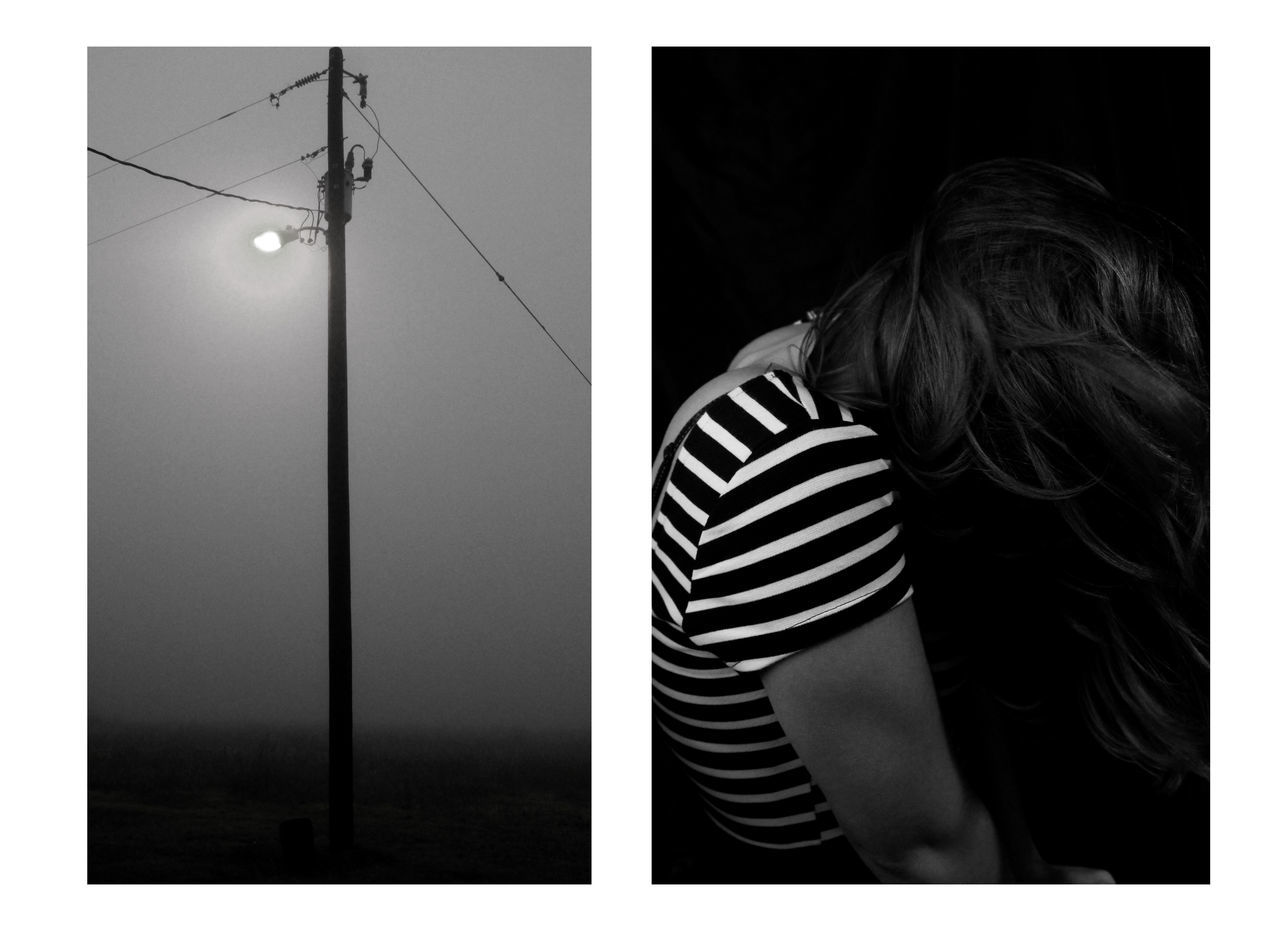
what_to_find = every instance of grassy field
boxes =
[88,719,590,883]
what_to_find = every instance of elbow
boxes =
[852,794,1002,883]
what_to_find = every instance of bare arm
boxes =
[760,598,1004,882]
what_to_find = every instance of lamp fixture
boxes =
[252,226,302,253]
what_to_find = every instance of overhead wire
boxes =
[88,96,270,179]
[87,69,589,385]
[88,67,329,179]
[88,147,314,212]
[88,147,326,245]
[362,100,382,159]
[343,92,590,387]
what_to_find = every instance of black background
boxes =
[651,47,1208,882]
[652,47,1208,454]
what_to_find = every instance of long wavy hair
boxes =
[803,159,1208,787]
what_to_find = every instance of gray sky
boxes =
[88,48,590,734]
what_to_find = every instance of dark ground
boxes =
[88,719,590,883]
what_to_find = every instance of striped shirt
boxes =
[652,370,914,849]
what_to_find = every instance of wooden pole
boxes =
[326,45,354,852]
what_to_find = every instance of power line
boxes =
[88,96,270,178]
[89,148,327,246]
[87,147,314,213]
[88,68,329,179]
[343,94,590,388]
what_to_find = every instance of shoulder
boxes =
[682,377,912,671]
[660,366,886,464]
[708,381,897,523]
[657,365,774,457]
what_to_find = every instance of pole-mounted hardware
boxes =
[270,68,328,108]
[344,71,369,108]
[319,168,354,224]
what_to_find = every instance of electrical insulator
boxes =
[361,157,373,182]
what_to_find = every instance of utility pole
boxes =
[325,45,354,852]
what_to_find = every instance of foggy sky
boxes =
[88,48,590,733]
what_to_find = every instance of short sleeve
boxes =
[681,420,914,672]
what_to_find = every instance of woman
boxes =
[651,159,1208,882]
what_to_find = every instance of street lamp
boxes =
[252,225,326,253]
[252,226,301,253]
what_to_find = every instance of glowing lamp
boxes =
[253,226,301,253]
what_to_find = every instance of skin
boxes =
[726,320,812,372]
[762,598,1003,881]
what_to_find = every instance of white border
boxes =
[5,3,1276,927]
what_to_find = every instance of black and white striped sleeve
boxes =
[681,419,914,673]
